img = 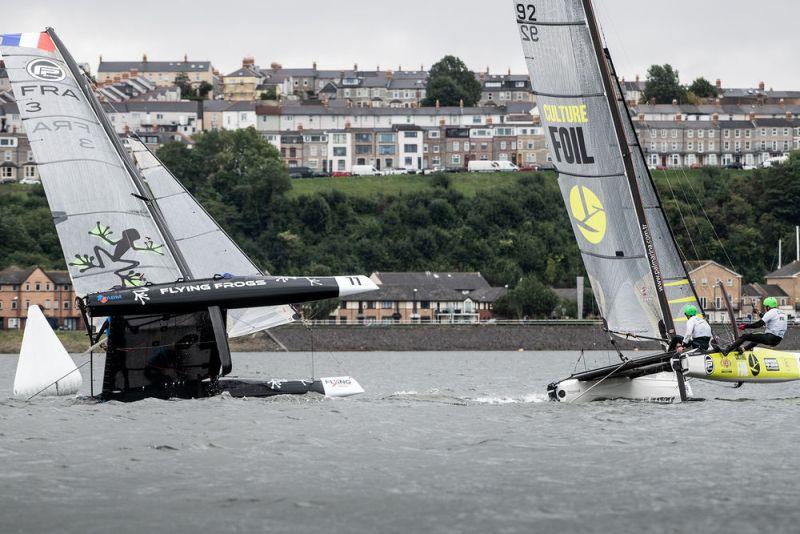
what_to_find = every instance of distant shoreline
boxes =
[4,322,797,353]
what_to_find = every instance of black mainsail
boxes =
[513,0,701,341]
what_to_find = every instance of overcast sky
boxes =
[7,0,800,88]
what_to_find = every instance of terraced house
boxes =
[0,267,82,331]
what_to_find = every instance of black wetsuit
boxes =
[724,318,783,353]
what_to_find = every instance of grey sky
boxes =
[7,0,800,88]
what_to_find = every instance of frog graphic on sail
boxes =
[511,0,800,401]
[69,222,165,287]
[2,29,375,401]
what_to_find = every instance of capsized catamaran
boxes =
[1,29,374,401]
[512,0,800,401]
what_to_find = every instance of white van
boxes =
[468,160,519,172]
[351,165,382,176]
[763,155,789,168]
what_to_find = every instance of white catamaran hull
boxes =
[550,371,692,403]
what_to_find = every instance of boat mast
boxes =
[580,1,675,336]
[603,50,705,315]
[46,28,193,279]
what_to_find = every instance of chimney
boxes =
[439,119,446,127]
[459,99,464,108]
[353,63,358,71]
[715,97,721,105]
[672,99,678,106]
[312,61,317,70]
[638,113,645,121]
[242,56,255,68]
[749,112,756,121]
[387,69,393,80]
[344,121,351,129]
[420,64,424,71]
[716,78,722,89]
[435,99,440,109]
[479,71,486,82]
[270,62,282,70]
[507,67,511,76]
[398,64,402,71]
[787,111,793,119]
[99,54,103,63]
[142,53,148,63]
[712,112,719,122]
[487,117,493,125]
[130,68,138,76]
[758,81,765,91]
[635,74,640,83]
[183,53,188,63]
[297,124,304,132]
[675,112,682,121]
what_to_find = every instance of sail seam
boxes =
[173,229,222,243]
[556,168,624,179]
[515,20,584,26]
[35,158,124,169]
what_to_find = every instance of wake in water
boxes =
[386,389,548,405]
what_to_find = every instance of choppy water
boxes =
[1,350,799,534]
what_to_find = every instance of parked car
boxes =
[0,177,16,184]
[332,171,352,177]
[725,162,744,170]
[381,168,408,176]
[288,166,314,178]
[19,179,41,185]
[690,163,703,169]
[519,164,540,172]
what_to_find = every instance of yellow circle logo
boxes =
[569,185,606,244]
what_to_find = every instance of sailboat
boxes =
[0,29,374,401]
[512,0,800,401]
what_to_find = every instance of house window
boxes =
[381,301,392,309]
[727,278,733,287]
[403,144,417,153]
[63,301,70,310]
[11,301,17,310]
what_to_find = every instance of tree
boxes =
[421,55,482,107]
[259,86,277,100]
[493,275,559,319]
[641,64,687,104]
[688,77,718,99]
[174,74,212,101]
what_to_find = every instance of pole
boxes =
[576,276,584,320]
[796,226,799,263]
[778,239,782,269]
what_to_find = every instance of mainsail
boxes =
[514,0,700,339]
[0,32,184,294]
[127,138,296,336]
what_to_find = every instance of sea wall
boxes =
[253,323,800,352]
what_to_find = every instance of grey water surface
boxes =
[1,350,798,534]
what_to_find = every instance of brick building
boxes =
[0,267,83,331]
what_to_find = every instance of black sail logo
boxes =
[26,59,66,82]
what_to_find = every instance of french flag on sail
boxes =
[0,32,56,52]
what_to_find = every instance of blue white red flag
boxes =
[0,32,56,53]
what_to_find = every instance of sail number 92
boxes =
[515,3,536,21]
[516,3,538,41]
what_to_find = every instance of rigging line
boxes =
[568,359,629,404]
[679,166,738,272]
[663,168,714,259]
[26,336,107,400]
[660,165,702,261]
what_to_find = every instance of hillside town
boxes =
[1,56,800,184]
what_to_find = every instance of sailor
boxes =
[668,305,711,352]
[724,297,787,354]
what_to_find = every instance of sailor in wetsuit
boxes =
[669,305,712,352]
[724,297,787,354]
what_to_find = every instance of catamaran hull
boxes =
[548,371,692,403]
[683,348,800,383]
[101,376,364,401]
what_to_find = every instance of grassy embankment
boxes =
[286,168,753,198]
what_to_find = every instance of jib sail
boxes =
[127,137,295,336]
[513,0,700,338]
[0,31,184,294]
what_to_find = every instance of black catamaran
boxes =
[512,0,800,401]
[1,29,376,401]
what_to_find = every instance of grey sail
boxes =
[0,32,183,295]
[513,0,700,338]
[127,137,296,336]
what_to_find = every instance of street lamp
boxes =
[412,288,418,324]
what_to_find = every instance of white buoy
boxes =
[13,305,82,398]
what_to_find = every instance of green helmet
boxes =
[683,304,698,317]
[764,297,778,309]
